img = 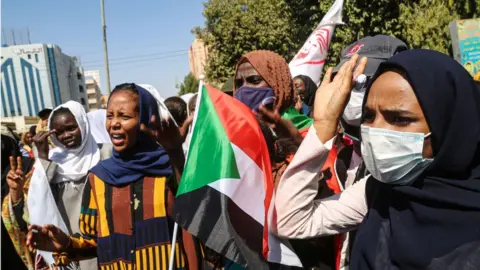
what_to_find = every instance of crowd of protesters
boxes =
[2,33,480,270]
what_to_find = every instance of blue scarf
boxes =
[90,84,172,186]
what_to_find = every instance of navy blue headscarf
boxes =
[351,50,480,269]
[90,84,172,186]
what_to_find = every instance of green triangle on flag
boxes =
[176,85,241,196]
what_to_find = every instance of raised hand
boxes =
[313,55,368,143]
[26,224,70,252]
[7,156,25,203]
[140,115,193,151]
[257,106,303,146]
[294,93,303,112]
[32,130,56,160]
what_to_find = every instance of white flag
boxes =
[289,0,345,85]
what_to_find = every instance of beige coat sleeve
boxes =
[274,126,369,239]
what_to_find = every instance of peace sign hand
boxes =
[140,115,193,151]
[7,156,26,203]
[32,130,56,160]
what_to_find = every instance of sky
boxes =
[1,0,206,97]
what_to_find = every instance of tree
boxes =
[292,0,480,69]
[177,73,199,96]
[195,0,302,84]
[196,0,479,83]
[399,0,458,55]
[221,77,234,92]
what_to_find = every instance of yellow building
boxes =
[188,38,208,79]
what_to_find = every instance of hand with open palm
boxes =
[140,115,193,151]
[313,55,368,143]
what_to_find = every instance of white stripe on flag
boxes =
[207,143,302,267]
[207,143,266,224]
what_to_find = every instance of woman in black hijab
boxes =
[274,50,480,269]
[293,75,317,116]
[352,49,480,269]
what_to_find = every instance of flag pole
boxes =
[168,223,179,270]
[198,74,205,93]
[168,75,206,270]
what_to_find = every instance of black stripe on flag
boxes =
[174,185,269,269]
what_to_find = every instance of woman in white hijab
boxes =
[7,101,103,269]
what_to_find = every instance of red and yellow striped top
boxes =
[66,174,193,270]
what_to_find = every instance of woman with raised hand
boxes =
[275,50,480,269]
[234,50,313,136]
[26,83,200,270]
[1,133,35,270]
[293,75,317,117]
[4,101,101,269]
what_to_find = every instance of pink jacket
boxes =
[274,126,369,269]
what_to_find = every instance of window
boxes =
[35,54,39,62]
[27,54,31,60]
[79,85,84,93]
[77,72,82,80]
[81,98,86,105]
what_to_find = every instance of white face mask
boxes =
[361,125,433,185]
[342,74,367,127]
[343,90,364,127]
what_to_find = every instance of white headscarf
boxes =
[48,101,101,183]
[181,93,195,104]
[87,109,111,145]
[28,101,100,265]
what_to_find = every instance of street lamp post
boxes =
[100,0,111,94]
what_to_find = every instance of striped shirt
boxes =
[68,173,188,270]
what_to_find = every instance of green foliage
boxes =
[196,0,479,82]
[399,0,457,54]
[196,0,301,84]
[177,73,199,96]
[220,77,234,92]
[319,0,404,69]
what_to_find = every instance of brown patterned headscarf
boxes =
[234,50,294,112]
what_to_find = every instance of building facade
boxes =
[84,70,103,111]
[84,70,101,87]
[188,38,208,79]
[101,95,108,109]
[1,43,88,118]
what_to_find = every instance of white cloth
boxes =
[87,109,111,145]
[28,101,100,266]
[181,93,195,107]
[28,161,70,266]
[289,0,344,85]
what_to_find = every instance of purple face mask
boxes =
[234,86,275,112]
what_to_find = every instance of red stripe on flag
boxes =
[205,85,274,259]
